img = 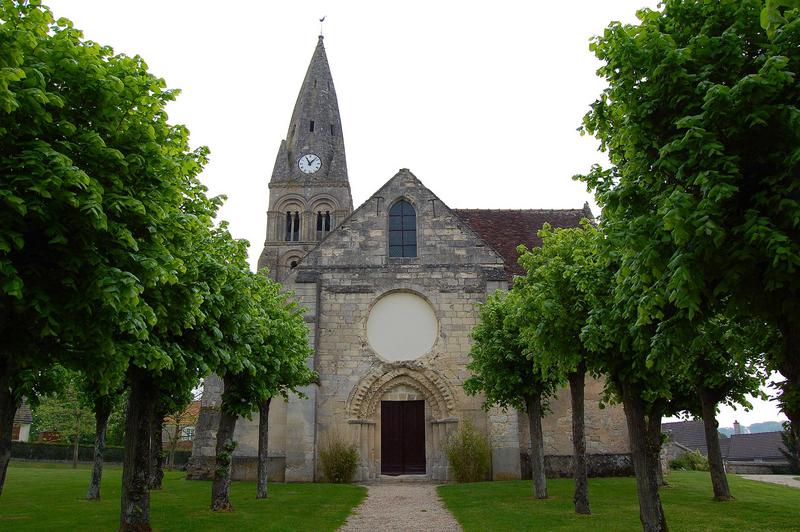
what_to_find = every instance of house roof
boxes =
[662,420,714,455]
[453,207,589,280]
[14,399,32,425]
[726,432,787,461]
[163,400,201,426]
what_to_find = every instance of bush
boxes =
[319,433,359,483]
[669,450,709,471]
[444,421,491,482]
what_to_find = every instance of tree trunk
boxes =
[256,397,272,499]
[168,437,177,471]
[621,384,668,532]
[120,370,155,532]
[525,394,548,499]
[72,412,80,469]
[86,396,112,500]
[777,319,800,468]
[568,365,590,514]
[0,377,21,498]
[148,408,165,490]
[698,387,731,500]
[211,404,238,511]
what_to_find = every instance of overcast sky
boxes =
[44,0,786,427]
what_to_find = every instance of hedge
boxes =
[11,441,192,466]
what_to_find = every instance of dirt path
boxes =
[740,474,800,489]
[339,483,462,531]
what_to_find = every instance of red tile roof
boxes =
[453,207,590,280]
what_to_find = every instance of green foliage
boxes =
[515,221,605,388]
[319,433,359,484]
[464,289,558,412]
[31,376,94,444]
[761,0,800,37]
[0,0,214,401]
[443,421,491,483]
[577,0,799,420]
[668,451,709,472]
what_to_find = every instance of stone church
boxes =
[189,36,629,482]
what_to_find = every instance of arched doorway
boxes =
[346,367,458,480]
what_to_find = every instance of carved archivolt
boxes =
[347,365,456,420]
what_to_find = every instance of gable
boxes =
[298,169,505,270]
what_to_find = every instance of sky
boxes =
[44,0,786,427]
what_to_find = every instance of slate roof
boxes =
[13,399,32,425]
[726,432,787,462]
[662,420,787,462]
[453,207,590,280]
[662,420,714,455]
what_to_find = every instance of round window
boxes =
[366,292,438,361]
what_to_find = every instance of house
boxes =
[12,400,32,442]
[662,419,788,474]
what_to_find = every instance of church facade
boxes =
[188,37,629,482]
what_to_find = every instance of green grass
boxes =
[438,471,800,531]
[0,461,365,531]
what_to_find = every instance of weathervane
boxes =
[319,16,326,37]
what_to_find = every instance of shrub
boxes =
[320,433,359,483]
[444,421,491,482]
[669,450,709,471]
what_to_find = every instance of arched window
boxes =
[389,200,416,257]
[285,211,300,241]
[316,210,331,239]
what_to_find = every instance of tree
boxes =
[248,275,315,500]
[209,268,315,510]
[163,391,201,471]
[464,289,559,499]
[77,371,127,501]
[579,0,800,471]
[516,222,601,514]
[31,373,95,468]
[654,314,771,500]
[0,1,211,505]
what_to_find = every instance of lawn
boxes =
[0,461,365,531]
[438,471,800,531]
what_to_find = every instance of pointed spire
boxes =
[271,36,348,184]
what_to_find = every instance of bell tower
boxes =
[257,35,354,279]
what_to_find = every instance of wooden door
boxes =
[381,400,425,475]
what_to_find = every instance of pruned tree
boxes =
[464,289,559,499]
[516,221,603,514]
[578,0,800,485]
[209,267,315,510]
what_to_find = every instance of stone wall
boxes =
[519,453,633,478]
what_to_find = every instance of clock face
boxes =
[298,154,321,174]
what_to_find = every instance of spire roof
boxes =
[270,36,348,183]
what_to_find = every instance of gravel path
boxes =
[339,483,462,531]
[740,474,800,489]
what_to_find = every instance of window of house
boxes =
[285,211,300,241]
[389,200,416,257]
[181,426,195,441]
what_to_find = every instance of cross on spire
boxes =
[319,16,326,37]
